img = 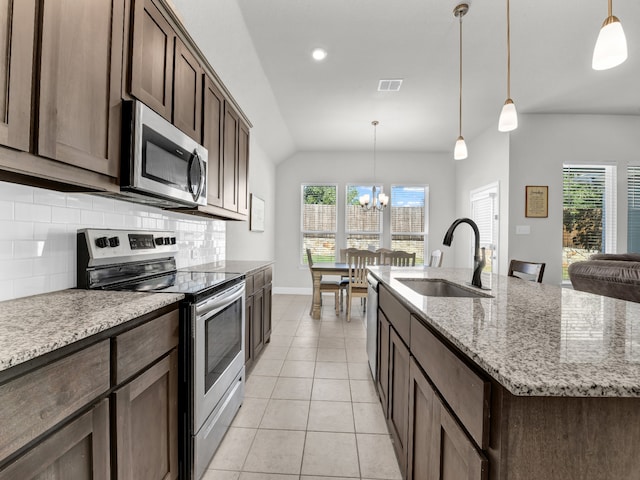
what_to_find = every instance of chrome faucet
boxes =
[442,217,487,289]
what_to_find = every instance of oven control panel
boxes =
[78,228,178,265]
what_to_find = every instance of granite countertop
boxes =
[0,289,184,373]
[369,266,640,397]
[182,260,273,274]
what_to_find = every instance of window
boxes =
[301,184,337,264]
[629,166,640,254]
[471,183,499,274]
[390,185,427,264]
[562,165,617,280]
[345,185,382,250]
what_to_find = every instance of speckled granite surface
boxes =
[0,289,184,372]
[182,260,273,274]
[369,266,640,397]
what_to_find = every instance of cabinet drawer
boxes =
[113,309,179,384]
[264,266,273,284]
[0,340,110,460]
[410,316,490,449]
[379,285,410,345]
[245,274,255,296]
[253,270,265,290]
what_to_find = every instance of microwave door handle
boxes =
[187,151,205,202]
[196,152,206,201]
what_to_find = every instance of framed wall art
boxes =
[250,194,265,231]
[525,185,548,218]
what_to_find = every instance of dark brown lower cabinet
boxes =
[407,358,436,480]
[252,288,265,358]
[432,395,488,480]
[0,399,110,480]
[376,309,390,415]
[387,327,410,477]
[244,265,273,371]
[114,350,178,480]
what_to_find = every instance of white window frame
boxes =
[300,183,338,266]
[470,182,499,275]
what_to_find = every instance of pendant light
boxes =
[498,0,518,132]
[453,4,469,161]
[359,121,388,211]
[592,0,627,70]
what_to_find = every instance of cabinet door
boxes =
[388,327,410,477]
[130,0,174,121]
[377,309,390,416]
[0,0,35,151]
[173,39,202,140]
[38,0,124,178]
[114,350,178,480]
[245,294,254,369]
[237,121,250,215]
[202,77,224,207]
[407,358,436,480]
[431,396,488,480]
[0,399,110,480]
[263,283,272,342]
[222,104,239,212]
[252,288,265,357]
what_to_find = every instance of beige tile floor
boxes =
[202,294,402,480]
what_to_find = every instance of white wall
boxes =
[454,126,510,273]
[226,141,276,261]
[508,114,640,285]
[274,151,455,292]
[0,181,225,301]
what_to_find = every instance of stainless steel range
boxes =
[77,228,245,480]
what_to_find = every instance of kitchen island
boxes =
[368,266,640,480]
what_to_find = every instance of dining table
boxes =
[309,262,350,319]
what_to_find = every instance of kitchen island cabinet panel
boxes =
[376,308,390,415]
[407,358,436,480]
[37,0,124,179]
[387,327,410,477]
[130,0,174,121]
[0,399,110,480]
[0,0,35,152]
[0,340,110,461]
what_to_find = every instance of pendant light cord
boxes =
[458,13,463,137]
[608,0,612,17]
[506,0,511,99]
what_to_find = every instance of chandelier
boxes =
[359,120,388,211]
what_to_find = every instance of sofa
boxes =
[568,253,640,303]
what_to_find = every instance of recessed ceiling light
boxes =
[312,48,327,61]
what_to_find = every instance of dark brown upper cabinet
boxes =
[223,104,239,212]
[130,0,174,122]
[173,39,202,140]
[37,0,124,179]
[202,76,224,208]
[0,0,35,152]
[238,121,250,216]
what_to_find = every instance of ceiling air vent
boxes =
[378,79,403,92]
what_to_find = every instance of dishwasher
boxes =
[366,273,379,379]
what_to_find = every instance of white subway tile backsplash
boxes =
[15,203,52,223]
[0,220,33,240]
[33,189,67,207]
[0,181,226,301]
[0,200,13,220]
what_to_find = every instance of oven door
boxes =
[123,100,208,207]
[193,281,245,432]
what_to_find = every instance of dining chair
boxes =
[346,250,381,321]
[508,259,546,283]
[306,249,344,315]
[429,249,443,267]
[384,250,416,266]
[375,248,393,265]
[340,247,361,263]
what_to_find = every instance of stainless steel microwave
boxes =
[120,100,207,208]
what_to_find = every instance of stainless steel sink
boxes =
[396,278,492,298]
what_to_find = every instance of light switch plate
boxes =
[516,225,531,235]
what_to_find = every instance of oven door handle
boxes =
[196,283,245,318]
